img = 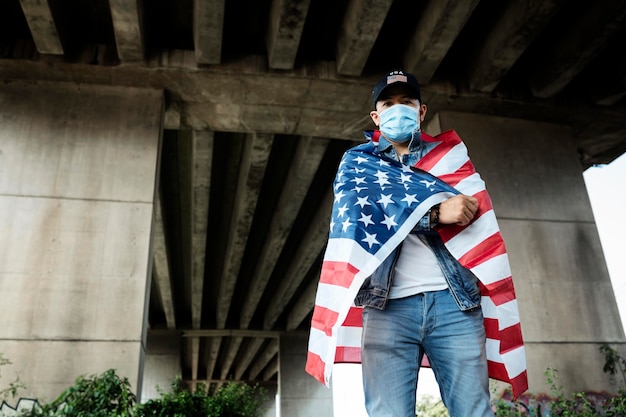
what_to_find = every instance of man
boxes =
[357,70,491,416]
[305,70,526,417]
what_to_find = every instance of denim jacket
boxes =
[354,230,482,311]
[354,131,482,312]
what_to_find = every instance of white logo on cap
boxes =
[387,74,407,84]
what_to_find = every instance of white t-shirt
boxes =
[388,233,448,299]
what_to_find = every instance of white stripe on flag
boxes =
[495,299,520,330]
[481,297,520,329]
[486,338,502,362]
[429,142,469,177]
[314,282,351,311]
[324,238,373,264]
[454,172,485,196]
[445,210,499,258]
[336,326,363,348]
[308,327,329,358]
[503,346,527,378]
[470,254,512,285]
[481,296,497,319]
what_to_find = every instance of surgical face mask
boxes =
[378,104,420,143]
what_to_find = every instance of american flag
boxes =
[306,130,528,399]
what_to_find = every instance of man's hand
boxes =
[438,194,479,226]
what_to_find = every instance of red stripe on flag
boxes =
[489,360,529,399]
[437,160,477,187]
[335,346,362,363]
[305,351,326,384]
[487,361,510,385]
[341,306,363,327]
[483,317,500,339]
[311,306,339,336]
[320,261,359,288]
[437,190,492,244]
[479,277,517,305]
[485,318,523,346]
[414,131,462,172]
[370,130,382,145]
[498,323,524,353]
[510,370,529,400]
[457,232,508,270]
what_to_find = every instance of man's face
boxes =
[370,84,427,128]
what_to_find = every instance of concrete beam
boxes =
[286,268,320,330]
[216,134,274,329]
[529,0,626,98]
[193,0,224,65]
[18,0,63,55]
[108,0,145,62]
[263,187,332,329]
[468,0,563,92]
[403,0,480,84]
[152,193,176,328]
[191,131,212,330]
[204,337,222,385]
[262,357,278,381]
[1,58,624,166]
[335,0,393,76]
[176,131,195,328]
[219,336,243,380]
[589,46,626,106]
[266,0,311,69]
[239,137,329,328]
[234,338,266,380]
[249,339,279,380]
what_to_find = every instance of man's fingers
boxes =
[439,194,479,225]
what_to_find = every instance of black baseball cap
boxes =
[371,70,421,108]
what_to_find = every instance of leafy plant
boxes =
[600,344,626,387]
[415,395,448,417]
[207,381,268,417]
[545,367,601,416]
[134,375,268,417]
[492,365,626,417]
[22,369,136,417]
[134,376,211,417]
[0,353,26,403]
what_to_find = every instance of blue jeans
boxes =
[361,289,492,417]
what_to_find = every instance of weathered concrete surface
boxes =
[0,81,163,401]
[279,333,333,417]
[142,333,182,401]
[431,111,625,394]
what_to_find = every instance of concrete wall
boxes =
[429,111,626,395]
[279,333,333,417]
[0,81,163,401]
[141,333,182,401]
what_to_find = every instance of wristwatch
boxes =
[430,203,440,227]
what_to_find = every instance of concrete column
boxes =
[427,111,626,395]
[141,333,182,401]
[279,333,333,417]
[261,384,278,417]
[0,81,163,401]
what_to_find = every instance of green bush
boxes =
[134,376,210,417]
[491,364,626,417]
[21,369,136,417]
[415,395,448,417]
[135,376,267,417]
[0,353,26,403]
[14,369,267,417]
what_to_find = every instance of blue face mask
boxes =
[378,104,420,143]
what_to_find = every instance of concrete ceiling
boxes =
[2,0,626,391]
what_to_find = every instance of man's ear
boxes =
[370,110,380,127]
[419,104,428,122]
